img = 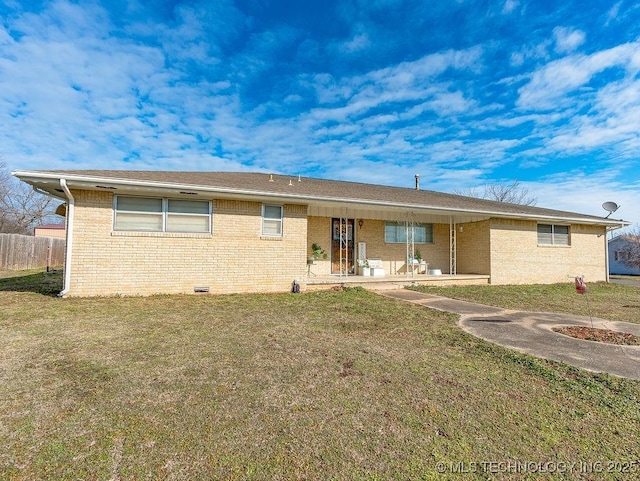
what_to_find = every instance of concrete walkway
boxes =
[380,289,640,381]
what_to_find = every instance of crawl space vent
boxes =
[194,286,210,293]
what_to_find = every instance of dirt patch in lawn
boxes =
[553,326,640,346]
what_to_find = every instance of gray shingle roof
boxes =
[17,169,626,225]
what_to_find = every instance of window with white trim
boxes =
[262,204,283,236]
[385,222,434,244]
[114,196,211,233]
[537,224,570,245]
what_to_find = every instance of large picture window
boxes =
[262,204,283,236]
[114,196,211,233]
[385,222,433,244]
[537,224,570,245]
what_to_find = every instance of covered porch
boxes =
[305,201,492,284]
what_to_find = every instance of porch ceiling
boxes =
[307,204,490,224]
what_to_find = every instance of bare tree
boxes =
[616,225,640,270]
[0,161,61,234]
[454,180,537,206]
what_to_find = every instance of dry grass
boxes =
[409,281,640,324]
[1,271,639,480]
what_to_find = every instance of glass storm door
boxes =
[331,218,355,275]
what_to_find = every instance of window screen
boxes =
[115,196,210,233]
[262,205,283,236]
[385,222,433,244]
[537,224,570,245]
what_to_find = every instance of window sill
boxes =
[261,235,283,241]
[112,231,213,238]
[537,244,571,248]
[385,242,434,245]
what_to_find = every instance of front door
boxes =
[331,218,355,274]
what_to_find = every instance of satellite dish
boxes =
[602,201,620,218]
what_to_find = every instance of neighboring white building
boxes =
[609,235,640,276]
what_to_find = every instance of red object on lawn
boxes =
[575,276,587,294]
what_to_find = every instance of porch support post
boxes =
[449,216,457,275]
[405,216,415,278]
[339,214,344,278]
[344,212,348,278]
[339,210,349,278]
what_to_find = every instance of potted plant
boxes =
[414,249,428,273]
[358,259,371,276]
[309,243,327,264]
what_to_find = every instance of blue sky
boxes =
[1,0,639,225]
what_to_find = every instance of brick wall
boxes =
[306,216,332,276]
[488,218,606,284]
[68,192,608,295]
[456,220,491,275]
[68,190,308,296]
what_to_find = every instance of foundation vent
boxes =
[194,286,210,293]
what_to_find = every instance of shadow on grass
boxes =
[0,270,63,296]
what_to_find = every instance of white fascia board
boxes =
[12,170,630,228]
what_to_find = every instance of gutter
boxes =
[32,185,51,197]
[58,179,74,297]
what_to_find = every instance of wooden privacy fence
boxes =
[0,234,66,270]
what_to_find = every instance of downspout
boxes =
[604,227,611,283]
[59,179,74,297]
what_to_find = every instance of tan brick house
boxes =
[13,170,629,296]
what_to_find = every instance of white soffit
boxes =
[307,205,489,224]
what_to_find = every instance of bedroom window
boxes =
[114,196,211,233]
[537,224,570,246]
[385,222,433,244]
[262,204,283,236]
[166,199,211,233]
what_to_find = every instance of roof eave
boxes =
[13,170,629,228]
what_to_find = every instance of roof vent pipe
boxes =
[269,174,274,182]
[415,174,420,190]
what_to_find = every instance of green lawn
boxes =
[408,281,640,324]
[1,271,639,480]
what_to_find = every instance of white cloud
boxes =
[502,0,519,14]
[526,172,640,224]
[510,51,525,67]
[553,27,586,54]
[545,77,640,155]
[509,39,554,68]
[2,1,487,179]
[605,1,622,26]
[303,47,482,124]
[341,32,371,53]
[517,41,640,110]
